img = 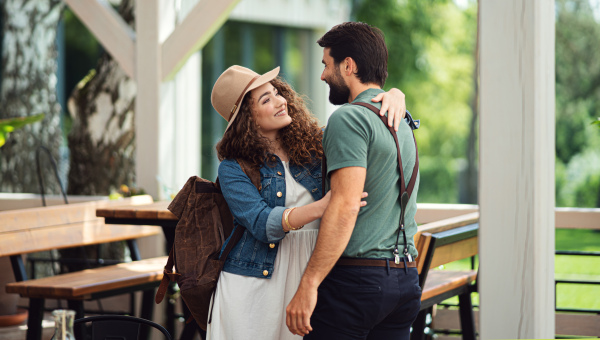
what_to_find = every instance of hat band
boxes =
[230,75,261,120]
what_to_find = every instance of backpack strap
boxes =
[155,248,180,304]
[351,102,419,264]
[218,159,261,261]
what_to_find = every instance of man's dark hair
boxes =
[317,22,388,87]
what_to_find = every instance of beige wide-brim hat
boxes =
[211,65,280,132]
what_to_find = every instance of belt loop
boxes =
[386,258,390,275]
[402,257,408,274]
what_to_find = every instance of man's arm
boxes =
[285,166,366,336]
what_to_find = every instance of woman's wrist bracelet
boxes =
[284,207,303,231]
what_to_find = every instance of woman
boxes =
[207,65,409,340]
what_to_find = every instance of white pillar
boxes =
[479,0,555,339]
[135,0,161,198]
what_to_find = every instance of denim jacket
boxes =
[218,154,322,278]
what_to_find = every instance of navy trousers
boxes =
[305,264,421,340]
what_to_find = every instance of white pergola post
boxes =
[135,0,162,198]
[479,0,555,338]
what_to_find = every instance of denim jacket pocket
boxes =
[260,177,273,201]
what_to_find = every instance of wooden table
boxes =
[1,196,164,340]
[97,201,180,251]
[96,201,201,340]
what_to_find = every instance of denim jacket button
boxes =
[277,171,282,176]
[263,270,269,276]
[311,188,318,193]
[277,192,283,197]
[269,243,275,248]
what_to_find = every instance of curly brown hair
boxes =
[216,77,323,168]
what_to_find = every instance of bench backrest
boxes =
[0,195,156,257]
[414,213,479,286]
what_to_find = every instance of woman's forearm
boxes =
[280,199,326,232]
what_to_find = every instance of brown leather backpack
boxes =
[155,160,260,330]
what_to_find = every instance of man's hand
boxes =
[372,88,406,131]
[286,281,318,336]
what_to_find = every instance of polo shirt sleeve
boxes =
[323,105,371,177]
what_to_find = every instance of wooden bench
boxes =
[411,212,479,340]
[1,196,166,340]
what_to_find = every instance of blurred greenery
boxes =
[108,184,147,200]
[555,0,600,208]
[0,113,45,147]
[61,7,102,139]
[63,8,101,99]
[355,0,477,203]
[355,0,600,207]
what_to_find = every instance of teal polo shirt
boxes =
[323,88,420,259]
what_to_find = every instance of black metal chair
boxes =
[74,315,173,340]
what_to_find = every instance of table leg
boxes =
[140,288,155,340]
[68,300,85,340]
[458,292,476,340]
[25,298,44,340]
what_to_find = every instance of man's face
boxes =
[321,48,350,105]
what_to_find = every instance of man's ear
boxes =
[344,57,357,76]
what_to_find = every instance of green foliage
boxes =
[556,149,600,207]
[555,0,600,207]
[109,184,147,200]
[63,8,101,98]
[0,113,45,147]
[355,0,477,203]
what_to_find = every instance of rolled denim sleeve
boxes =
[218,159,286,243]
[266,206,286,241]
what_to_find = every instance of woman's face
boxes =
[249,82,292,140]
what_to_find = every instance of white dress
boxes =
[207,161,320,340]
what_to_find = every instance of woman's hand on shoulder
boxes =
[371,88,406,132]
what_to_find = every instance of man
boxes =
[286,22,421,339]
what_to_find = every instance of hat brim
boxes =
[225,66,280,132]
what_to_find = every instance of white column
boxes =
[170,52,201,194]
[479,0,555,339]
[309,29,334,124]
[135,0,161,198]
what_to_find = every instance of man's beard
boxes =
[327,70,350,105]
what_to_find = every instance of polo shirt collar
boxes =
[352,88,384,103]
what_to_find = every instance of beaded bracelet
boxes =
[284,207,303,231]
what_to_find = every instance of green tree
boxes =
[355,0,478,203]
[555,0,600,207]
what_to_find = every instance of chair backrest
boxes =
[414,212,479,275]
[74,315,173,340]
[416,223,479,288]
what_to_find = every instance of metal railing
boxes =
[414,205,600,339]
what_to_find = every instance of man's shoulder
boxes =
[329,102,374,124]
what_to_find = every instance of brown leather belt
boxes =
[336,257,417,269]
